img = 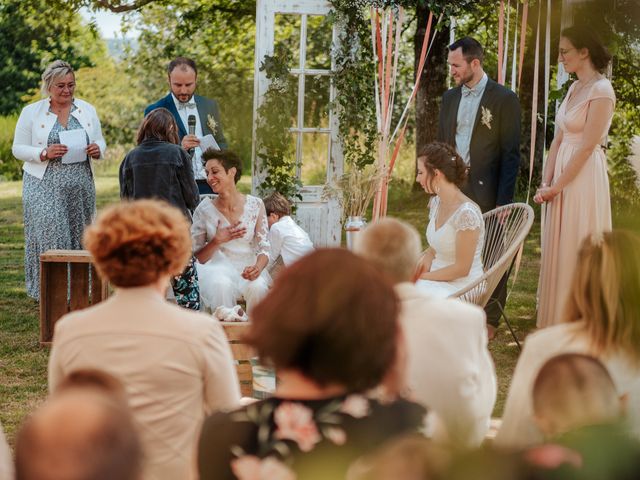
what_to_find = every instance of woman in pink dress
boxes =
[534,26,615,328]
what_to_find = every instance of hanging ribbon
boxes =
[497,0,505,84]
[502,0,510,84]
[526,5,541,204]
[510,0,520,90]
[518,0,529,91]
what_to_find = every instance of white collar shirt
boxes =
[171,93,206,180]
[268,216,314,267]
[455,73,488,165]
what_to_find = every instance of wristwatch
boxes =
[40,148,47,161]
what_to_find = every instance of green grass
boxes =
[0,171,536,444]
[3,166,635,446]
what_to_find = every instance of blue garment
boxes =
[455,73,488,165]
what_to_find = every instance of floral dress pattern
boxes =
[197,394,426,480]
[22,104,95,299]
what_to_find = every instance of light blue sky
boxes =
[80,7,139,39]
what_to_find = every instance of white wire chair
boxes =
[449,203,535,349]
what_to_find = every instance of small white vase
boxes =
[344,216,367,250]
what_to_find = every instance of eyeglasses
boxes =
[558,48,576,57]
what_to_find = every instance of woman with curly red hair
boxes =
[48,199,241,480]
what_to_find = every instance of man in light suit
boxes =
[438,37,521,334]
[145,57,228,194]
[355,218,497,449]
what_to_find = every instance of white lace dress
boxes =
[191,195,271,312]
[415,197,485,298]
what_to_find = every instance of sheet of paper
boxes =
[199,134,220,153]
[59,129,88,164]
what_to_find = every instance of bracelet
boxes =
[541,182,548,188]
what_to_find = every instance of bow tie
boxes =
[461,85,481,97]
[177,101,196,110]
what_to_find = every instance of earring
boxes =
[435,183,440,195]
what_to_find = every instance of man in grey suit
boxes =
[145,57,228,194]
[438,37,521,336]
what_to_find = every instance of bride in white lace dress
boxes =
[415,142,484,298]
[192,150,271,313]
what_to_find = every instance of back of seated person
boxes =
[48,199,240,480]
[15,388,142,480]
[197,249,426,480]
[263,192,314,272]
[354,217,496,449]
[533,353,625,439]
[526,353,640,479]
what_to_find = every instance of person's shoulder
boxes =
[442,86,460,101]
[145,94,171,113]
[194,197,215,215]
[367,395,427,428]
[195,95,218,108]
[20,98,48,115]
[591,78,615,100]
[523,321,585,350]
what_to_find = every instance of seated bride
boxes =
[415,142,484,298]
[192,149,271,315]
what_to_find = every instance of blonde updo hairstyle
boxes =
[564,230,640,366]
[417,141,468,192]
[83,200,192,288]
[41,60,75,97]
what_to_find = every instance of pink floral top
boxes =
[197,395,425,480]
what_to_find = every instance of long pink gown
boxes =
[536,78,615,328]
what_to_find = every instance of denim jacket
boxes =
[119,140,199,220]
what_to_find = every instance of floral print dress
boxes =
[22,104,95,299]
[197,394,426,480]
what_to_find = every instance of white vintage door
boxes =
[252,0,342,247]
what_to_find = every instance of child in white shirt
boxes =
[263,193,314,274]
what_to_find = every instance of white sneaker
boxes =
[213,305,249,322]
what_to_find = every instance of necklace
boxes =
[571,73,599,101]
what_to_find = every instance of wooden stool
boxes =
[220,322,255,397]
[40,250,109,345]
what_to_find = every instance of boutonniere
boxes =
[481,106,493,130]
[207,114,218,135]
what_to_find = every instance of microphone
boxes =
[187,115,196,136]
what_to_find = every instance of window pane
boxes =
[304,75,330,129]
[274,14,301,69]
[301,133,329,185]
[306,15,332,69]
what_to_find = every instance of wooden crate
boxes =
[40,250,109,344]
[220,322,255,397]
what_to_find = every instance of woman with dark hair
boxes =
[197,249,426,480]
[534,25,615,328]
[119,107,200,309]
[192,149,271,315]
[415,141,484,298]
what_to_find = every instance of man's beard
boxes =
[454,70,474,86]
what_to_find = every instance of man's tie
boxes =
[461,85,478,97]
[178,101,196,110]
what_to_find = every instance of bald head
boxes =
[16,389,141,480]
[533,353,623,438]
[354,217,422,284]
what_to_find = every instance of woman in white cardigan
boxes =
[496,230,640,449]
[13,60,106,299]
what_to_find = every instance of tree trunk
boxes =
[414,3,450,177]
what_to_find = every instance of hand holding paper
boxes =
[58,129,88,164]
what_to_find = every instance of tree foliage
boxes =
[0,0,105,115]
